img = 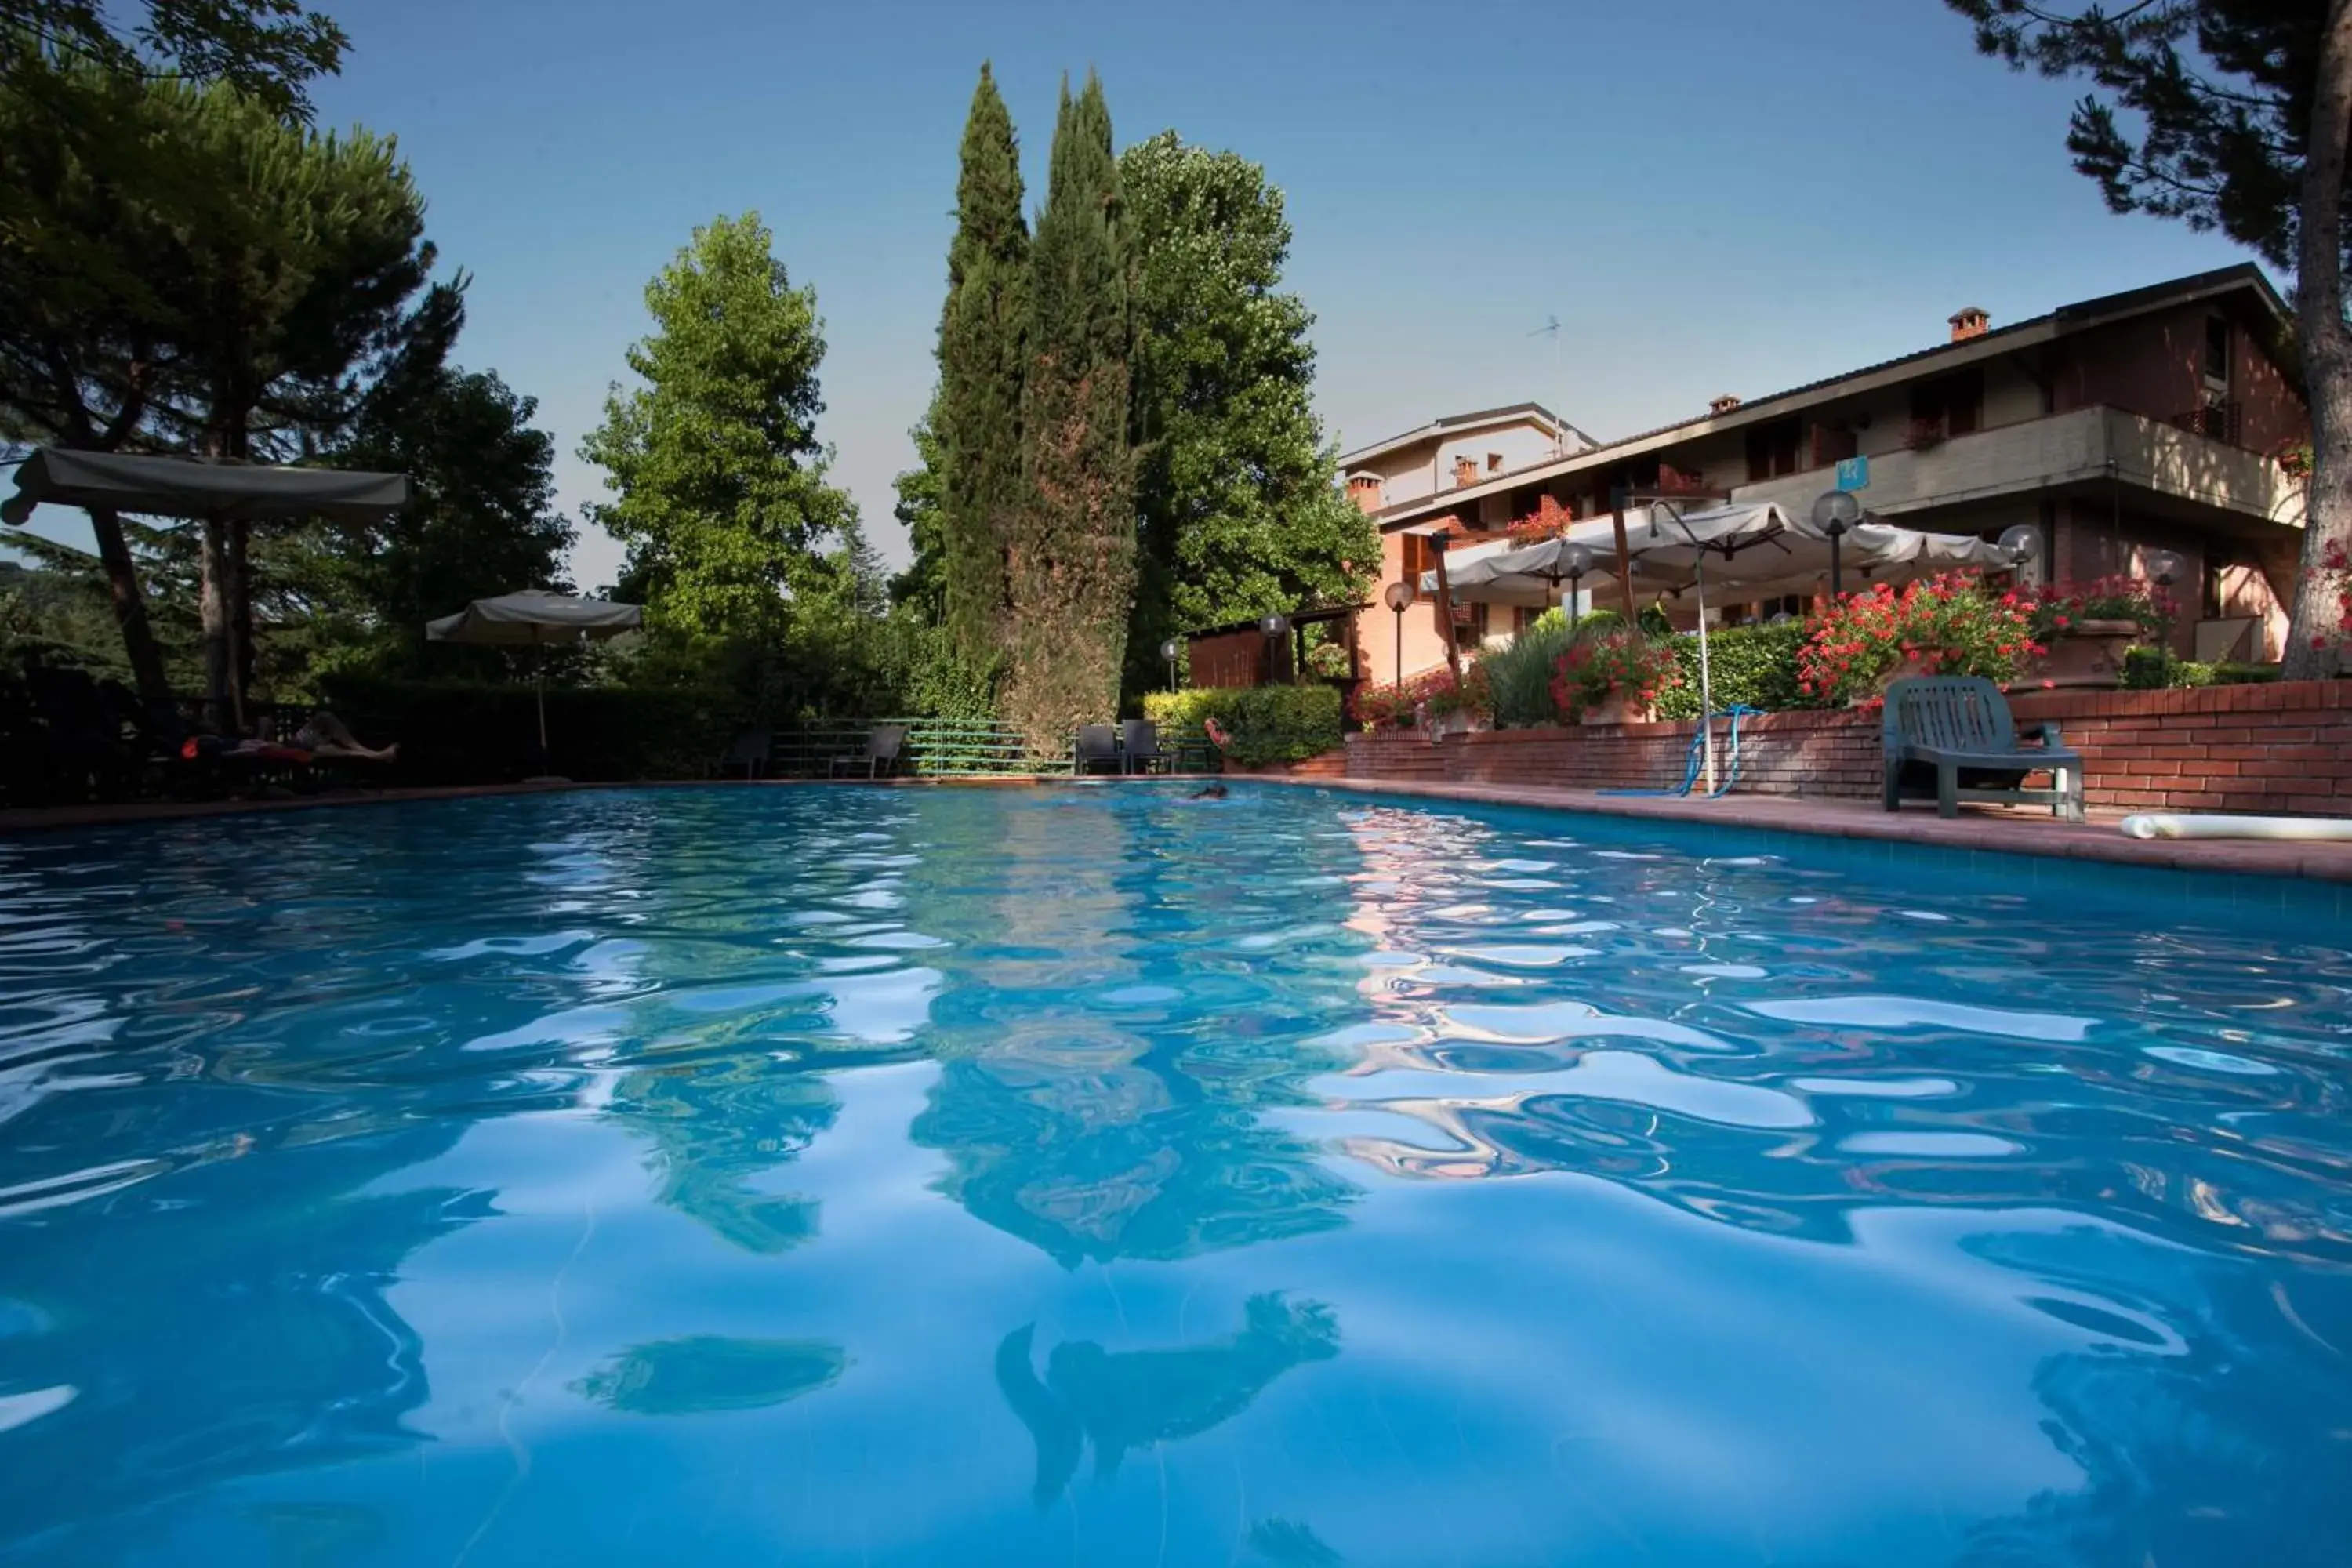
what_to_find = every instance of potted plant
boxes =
[1795,574,2041,706]
[1415,661,1493,737]
[1551,630,1679,724]
[2024,576,2173,688]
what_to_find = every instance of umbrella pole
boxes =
[1696,554,1717,796]
[535,641,549,769]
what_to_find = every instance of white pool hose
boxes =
[2121,813,2352,841]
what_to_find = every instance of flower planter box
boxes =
[1578,696,1656,726]
[2026,619,2143,689]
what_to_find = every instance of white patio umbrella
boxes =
[426,590,643,761]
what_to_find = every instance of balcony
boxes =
[1734,405,2304,530]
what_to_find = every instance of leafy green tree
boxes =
[2,0,347,119]
[0,60,455,717]
[936,63,1029,665]
[580,212,861,644]
[1949,1,2350,677]
[322,365,575,673]
[1006,72,1134,750]
[1120,131,1378,700]
[888,398,947,620]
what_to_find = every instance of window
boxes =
[1402,532,1433,585]
[1744,417,1801,481]
[2204,315,2233,387]
[1911,369,1983,437]
[1810,423,1859,467]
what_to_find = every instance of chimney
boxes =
[1948,307,1989,343]
[1451,456,1479,488]
[1345,473,1383,514]
[1708,394,1741,416]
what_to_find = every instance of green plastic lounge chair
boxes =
[1882,676,2085,822]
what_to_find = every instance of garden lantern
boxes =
[1809,488,1863,600]
[1381,579,1416,686]
[2143,548,2185,588]
[1160,637,1181,692]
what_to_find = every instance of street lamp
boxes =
[2143,548,2185,588]
[1381,579,1416,686]
[1560,541,1593,632]
[1997,523,2041,568]
[1809,488,1862,600]
[1160,637,1181,692]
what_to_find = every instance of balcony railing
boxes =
[2169,401,2243,445]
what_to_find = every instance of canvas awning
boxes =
[1,448,410,525]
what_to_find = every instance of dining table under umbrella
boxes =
[426,589,644,768]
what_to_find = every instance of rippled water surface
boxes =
[2,784,2350,1566]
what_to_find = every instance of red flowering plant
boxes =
[1350,662,1494,730]
[1349,681,1417,731]
[1507,495,1575,544]
[1548,630,1679,720]
[2025,575,2174,642]
[1795,573,2042,706]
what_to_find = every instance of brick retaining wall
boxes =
[1345,680,2352,815]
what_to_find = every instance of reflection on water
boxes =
[574,1335,849,1415]
[996,1293,1340,1504]
[0,785,2348,1564]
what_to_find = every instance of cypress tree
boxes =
[936,64,1028,666]
[1004,71,1134,752]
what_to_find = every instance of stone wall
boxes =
[1346,680,2352,815]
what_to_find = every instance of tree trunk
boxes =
[2281,0,2352,679]
[199,519,234,731]
[227,517,252,731]
[85,505,172,710]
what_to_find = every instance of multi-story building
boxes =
[1352,265,2310,684]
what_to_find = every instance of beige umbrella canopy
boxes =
[426,590,644,758]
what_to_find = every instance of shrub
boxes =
[1653,620,1818,720]
[2122,648,2281,689]
[1797,575,2041,705]
[1345,661,1493,732]
[1144,684,1341,767]
[1551,628,1679,720]
[1348,680,1417,731]
[1484,618,1575,728]
[318,675,737,784]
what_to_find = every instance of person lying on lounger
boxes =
[292,710,399,763]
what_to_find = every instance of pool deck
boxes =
[5,775,2351,886]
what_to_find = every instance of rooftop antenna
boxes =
[1527,314,1563,453]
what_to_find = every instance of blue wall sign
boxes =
[1835,456,1868,491]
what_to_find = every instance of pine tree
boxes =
[936,63,1028,667]
[1004,71,1134,752]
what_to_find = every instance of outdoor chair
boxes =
[1073,724,1120,775]
[1882,676,2085,822]
[1120,719,1168,775]
[713,728,772,779]
[831,724,906,779]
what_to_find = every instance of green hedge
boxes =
[1654,621,1817,720]
[2121,648,2281,689]
[318,676,738,784]
[1143,684,1342,768]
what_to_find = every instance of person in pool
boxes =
[1188,782,1227,800]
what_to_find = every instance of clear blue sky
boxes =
[17,0,2266,590]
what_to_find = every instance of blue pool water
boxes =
[2,784,2349,1566]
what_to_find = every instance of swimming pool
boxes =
[1,782,2347,1566]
